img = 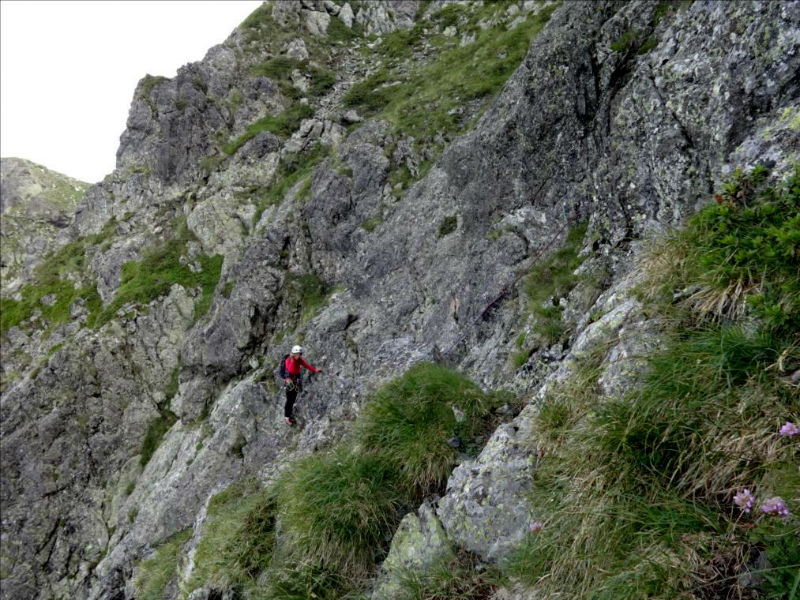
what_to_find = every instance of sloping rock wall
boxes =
[1,1,798,599]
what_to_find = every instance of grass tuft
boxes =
[276,446,402,576]
[183,478,277,595]
[140,409,178,467]
[357,363,493,497]
[134,529,192,600]
[519,222,588,346]
[502,167,800,599]
[395,551,501,600]
[639,164,800,334]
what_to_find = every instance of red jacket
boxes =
[283,355,319,379]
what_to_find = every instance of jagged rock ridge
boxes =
[1,1,798,599]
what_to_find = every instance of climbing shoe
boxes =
[285,417,296,426]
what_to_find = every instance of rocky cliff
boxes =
[1,1,798,599]
[0,158,89,292]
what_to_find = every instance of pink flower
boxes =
[734,489,756,514]
[529,521,545,533]
[779,422,799,437]
[760,497,790,517]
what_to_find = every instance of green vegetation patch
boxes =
[437,215,458,238]
[343,2,559,188]
[1,217,223,338]
[222,51,335,157]
[0,219,118,337]
[94,219,223,328]
[240,3,274,43]
[273,363,503,589]
[609,29,641,53]
[184,478,277,595]
[642,164,800,334]
[251,142,329,227]
[192,364,507,598]
[276,446,402,576]
[284,271,331,326]
[520,222,588,346]
[326,14,363,43]
[395,551,501,600]
[134,528,192,600]
[357,363,495,496]
[222,103,314,155]
[503,166,800,599]
[140,408,178,468]
[250,57,336,101]
[361,215,383,233]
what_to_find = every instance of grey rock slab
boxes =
[372,501,455,600]
[306,9,331,36]
[437,419,540,562]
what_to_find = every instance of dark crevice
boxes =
[645,67,695,151]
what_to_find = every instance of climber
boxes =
[278,345,322,426]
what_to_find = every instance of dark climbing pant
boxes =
[284,384,300,418]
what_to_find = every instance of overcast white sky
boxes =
[1,0,263,183]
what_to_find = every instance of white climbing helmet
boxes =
[291,345,303,355]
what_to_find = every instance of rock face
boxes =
[1,1,798,599]
[0,158,89,289]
